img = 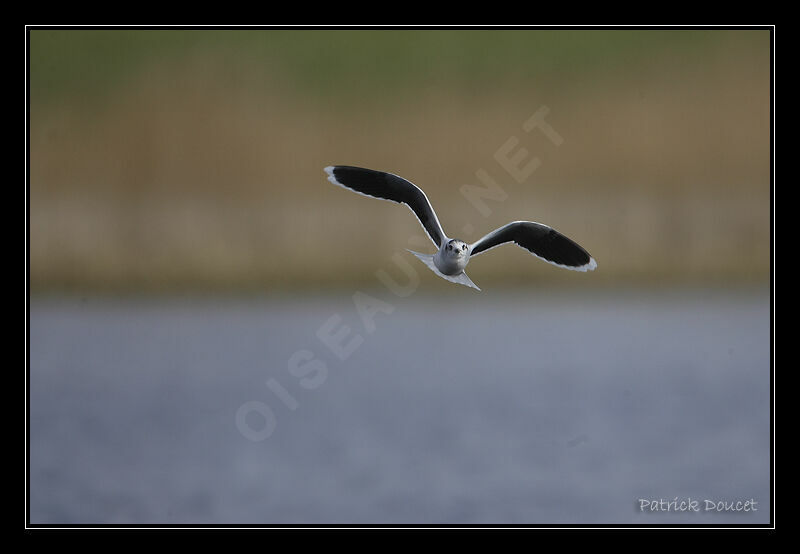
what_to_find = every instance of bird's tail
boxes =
[407,250,481,291]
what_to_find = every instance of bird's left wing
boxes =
[469,221,596,272]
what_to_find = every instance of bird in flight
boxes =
[325,165,596,291]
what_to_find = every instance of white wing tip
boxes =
[565,257,597,272]
[324,166,340,186]
[534,254,597,272]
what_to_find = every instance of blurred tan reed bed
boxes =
[29,30,770,291]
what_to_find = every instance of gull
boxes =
[325,165,596,291]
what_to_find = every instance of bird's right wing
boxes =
[325,166,447,248]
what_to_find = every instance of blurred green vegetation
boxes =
[28,28,771,292]
[29,29,763,108]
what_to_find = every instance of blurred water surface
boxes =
[29,289,770,524]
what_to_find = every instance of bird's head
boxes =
[444,239,469,259]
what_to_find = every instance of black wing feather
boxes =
[470,221,596,271]
[326,166,446,248]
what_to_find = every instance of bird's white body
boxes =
[407,246,480,290]
[408,238,479,290]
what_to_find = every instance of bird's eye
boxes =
[462,245,467,250]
